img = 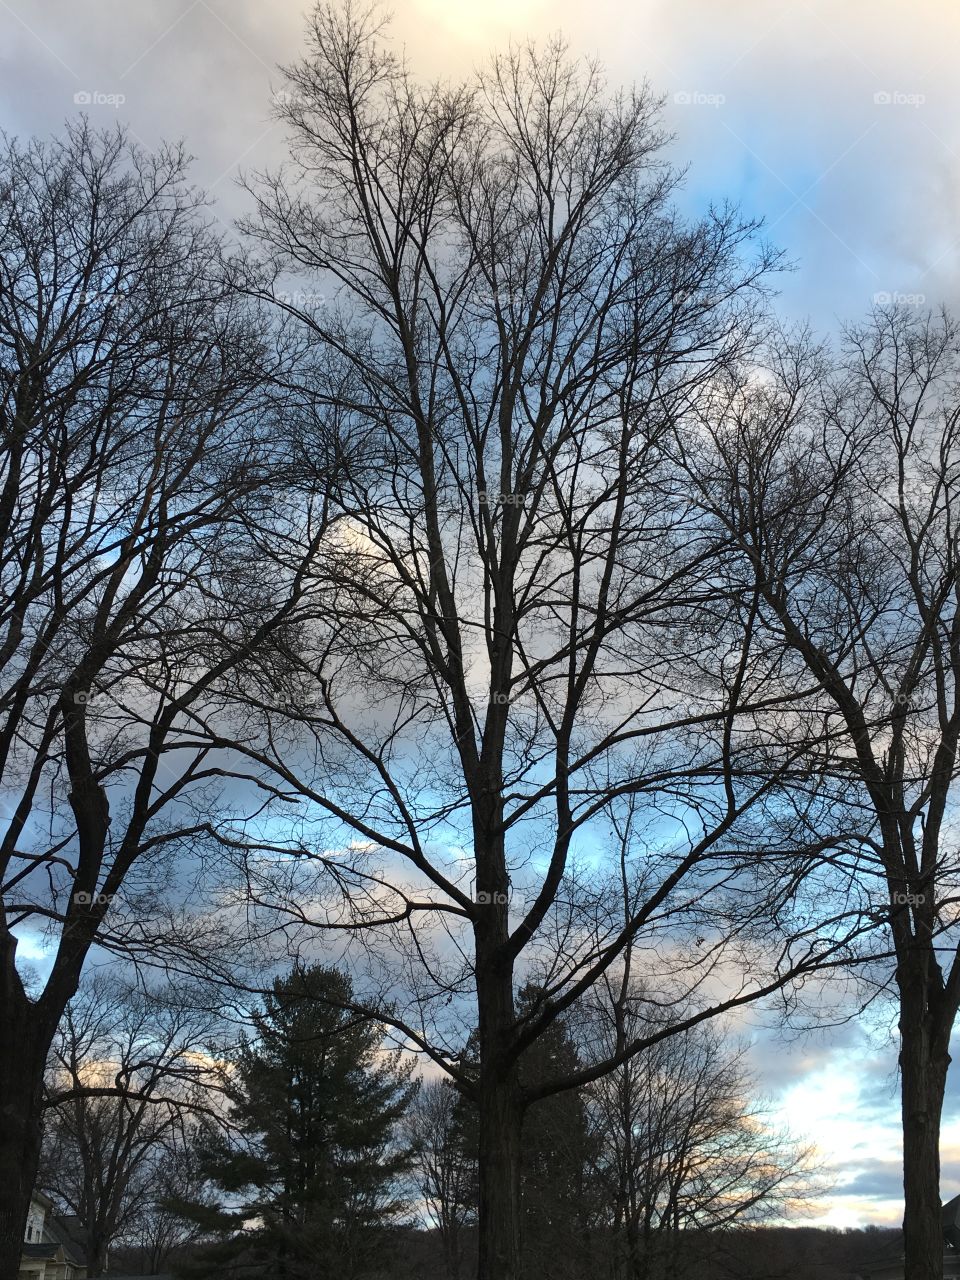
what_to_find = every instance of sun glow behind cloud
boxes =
[403,0,550,44]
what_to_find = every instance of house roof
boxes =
[45,1213,87,1263]
[21,1244,64,1261]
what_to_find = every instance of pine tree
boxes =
[176,964,416,1280]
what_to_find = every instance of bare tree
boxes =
[39,974,221,1276]
[126,1135,213,1276]
[581,985,822,1280]
[222,8,862,1277]
[0,120,335,1278]
[405,1080,476,1280]
[677,307,960,1280]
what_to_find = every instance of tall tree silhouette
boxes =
[0,120,337,1280]
[230,7,856,1276]
[679,309,960,1280]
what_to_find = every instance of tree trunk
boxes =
[473,793,521,1280]
[899,962,951,1280]
[0,979,47,1280]
[476,1071,522,1280]
[0,1081,41,1280]
[86,1235,110,1277]
[625,1219,643,1280]
[442,1211,461,1280]
[475,923,522,1280]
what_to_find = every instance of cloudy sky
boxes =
[4,0,960,1229]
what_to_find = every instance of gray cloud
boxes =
[2,0,958,330]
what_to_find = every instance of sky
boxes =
[4,0,960,1231]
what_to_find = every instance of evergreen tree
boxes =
[176,964,416,1280]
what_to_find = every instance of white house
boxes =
[18,1193,87,1280]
